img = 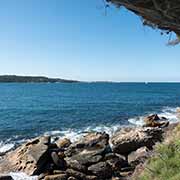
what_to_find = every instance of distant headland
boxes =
[0,75,78,83]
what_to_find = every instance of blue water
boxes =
[0,82,180,151]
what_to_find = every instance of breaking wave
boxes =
[128,106,179,126]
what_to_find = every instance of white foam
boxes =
[159,107,179,122]
[10,172,38,180]
[128,106,180,126]
[128,116,145,126]
[0,141,15,154]
[43,124,122,143]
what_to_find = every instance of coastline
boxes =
[0,110,179,180]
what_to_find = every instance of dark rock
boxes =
[85,175,98,180]
[111,127,163,157]
[66,169,86,180]
[104,153,128,171]
[67,177,77,180]
[51,152,66,169]
[88,161,112,179]
[0,175,13,180]
[44,174,67,180]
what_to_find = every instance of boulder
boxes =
[65,132,111,167]
[128,147,150,167]
[144,114,169,128]
[65,158,87,172]
[111,127,163,158]
[0,136,51,175]
[51,152,66,170]
[56,138,71,149]
[88,161,112,179]
[104,153,128,171]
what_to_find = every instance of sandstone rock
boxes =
[0,136,51,175]
[111,127,163,157]
[65,132,111,168]
[65,132,110,156]
[56,138,71,149]
[44,174,67,180]
[88,161,112,179]
[129,147,150,166]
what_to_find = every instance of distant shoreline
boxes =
[0,75,179,83]
[0,75,78,83]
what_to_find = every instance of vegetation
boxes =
[0,75,78,83]
[139,124,180,180]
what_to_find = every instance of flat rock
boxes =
[111,127,163,156]
[44,174,67,180]
[65,132,111,168]
[0,136,51,175]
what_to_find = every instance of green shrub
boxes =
[139,125,180,180]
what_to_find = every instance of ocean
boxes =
[0,82,180,154]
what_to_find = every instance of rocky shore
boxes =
[0,114,178,180]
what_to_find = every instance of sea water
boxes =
[0,82,180,154]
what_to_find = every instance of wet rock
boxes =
[144,114,169,128]
[88,161,112,179]
[66,169,86,180]
[111,127,163,157]
[56,138,71,149]
[44,174,67,180]
[0,136,51,175]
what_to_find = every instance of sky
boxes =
[0,0,179,82]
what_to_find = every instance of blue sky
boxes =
[0,0,179,82]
